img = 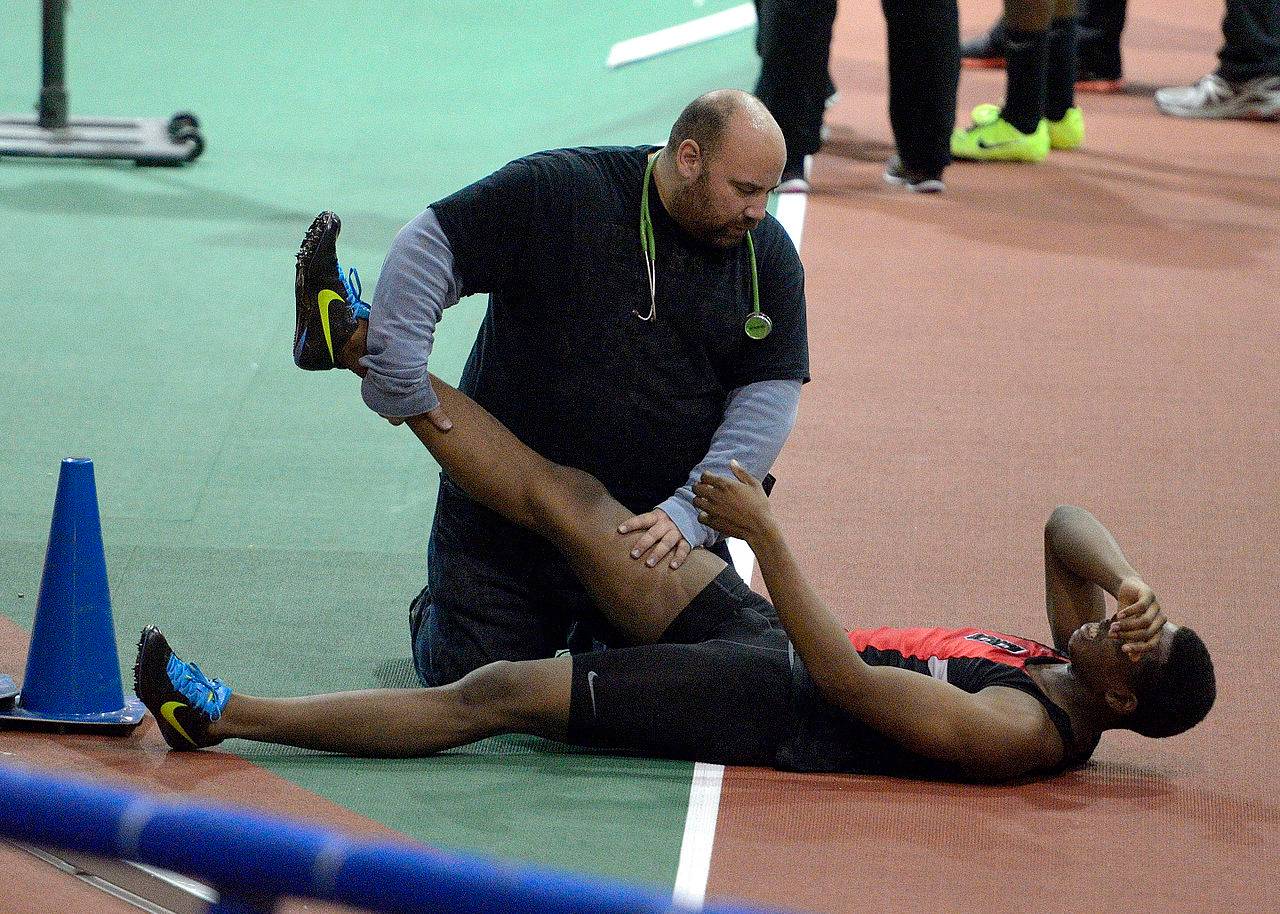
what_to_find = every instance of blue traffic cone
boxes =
[0,458,145,729]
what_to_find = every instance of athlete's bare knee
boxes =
[454,661,521,711]
[454,659,568,736]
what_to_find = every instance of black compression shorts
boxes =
[566,567,794,767]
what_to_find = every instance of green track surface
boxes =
[0,0,758,888]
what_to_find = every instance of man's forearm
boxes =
[660,379,802,545]
[1045,505,1138,596]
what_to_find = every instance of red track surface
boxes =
[0,615,400,914]
[707,0,1278,910]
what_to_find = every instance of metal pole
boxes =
[38,0,68,128]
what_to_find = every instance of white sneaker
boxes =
[1154,73,1280,119]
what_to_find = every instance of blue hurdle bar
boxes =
[0,763,792,914]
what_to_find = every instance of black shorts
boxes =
[566,567,795,767]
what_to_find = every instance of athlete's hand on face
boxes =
[692,461,774,544]
[1108,576,1166,661]
[617,508,692,570]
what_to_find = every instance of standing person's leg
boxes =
[962,0,1128,90]
[880,0,958,190]
[951,0,1054,161]
[754,0,839,189]
[1045,0,1087,149]
[1076,0,1127,90]
[1217,0,1280,82]
[1156,0,1280,118]
[1001,0,1055,132]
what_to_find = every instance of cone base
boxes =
[0,694,146,730]
[0,674,16,708]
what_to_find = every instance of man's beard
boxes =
[677,175,753,248]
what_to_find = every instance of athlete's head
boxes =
[660,90,786,248]
[1069,620,1215,737]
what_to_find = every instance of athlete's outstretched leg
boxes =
[135,625,570,755]
[338,324,725,645]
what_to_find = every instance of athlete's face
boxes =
[671,116,785,248]
[1068,618,1176,692]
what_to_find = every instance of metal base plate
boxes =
[0,114,201,164]
[0,694,147,731]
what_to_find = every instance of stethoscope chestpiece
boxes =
[744,311,772,340]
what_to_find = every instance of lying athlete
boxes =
[135,377,1214,781]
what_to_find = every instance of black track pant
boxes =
[1217,0,1280,82]
[754,0,959,177]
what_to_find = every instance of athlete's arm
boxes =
[695,465,1061,780]
[1043,505,1165,658]
[624,379,801,569]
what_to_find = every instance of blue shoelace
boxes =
[166,653,231,720]
[339,264,371,320]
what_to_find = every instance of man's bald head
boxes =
[655,90,786,248]
[664,89,785,163]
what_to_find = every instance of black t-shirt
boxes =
[430,145,809,513]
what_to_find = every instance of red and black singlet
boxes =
[775,626,1096,778]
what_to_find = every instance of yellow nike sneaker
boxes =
[951,103,1050,162]
[294,211,370,371]
[134,626,229,750]
[1048,107,1085,150]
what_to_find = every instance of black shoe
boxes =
[134,626,229,751]
[1075,61,1126,93]
[882,156,945,194]
[961,18,1009,69]
[294,212,369,371]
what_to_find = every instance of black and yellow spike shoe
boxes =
[293,211,370,370]
[134,626,229,751]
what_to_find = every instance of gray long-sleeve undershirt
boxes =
[658,378,801,547]
[360,208,460,418]
[360,206,801,546]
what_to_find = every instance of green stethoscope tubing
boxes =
[638,153,771,340]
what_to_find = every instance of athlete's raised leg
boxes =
[338,325,725,645]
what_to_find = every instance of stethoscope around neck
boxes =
[635,153,772,340]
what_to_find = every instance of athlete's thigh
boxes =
[540,470,727,644]
[566,638,793,766]
[457,656,574,741]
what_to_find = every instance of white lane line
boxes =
[673,184,808,911]
[774,177,808,249]
[726,537,757,584]
[672,762,725,910]
[606,3,757,69]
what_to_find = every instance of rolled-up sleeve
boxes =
[360,207,461,418]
